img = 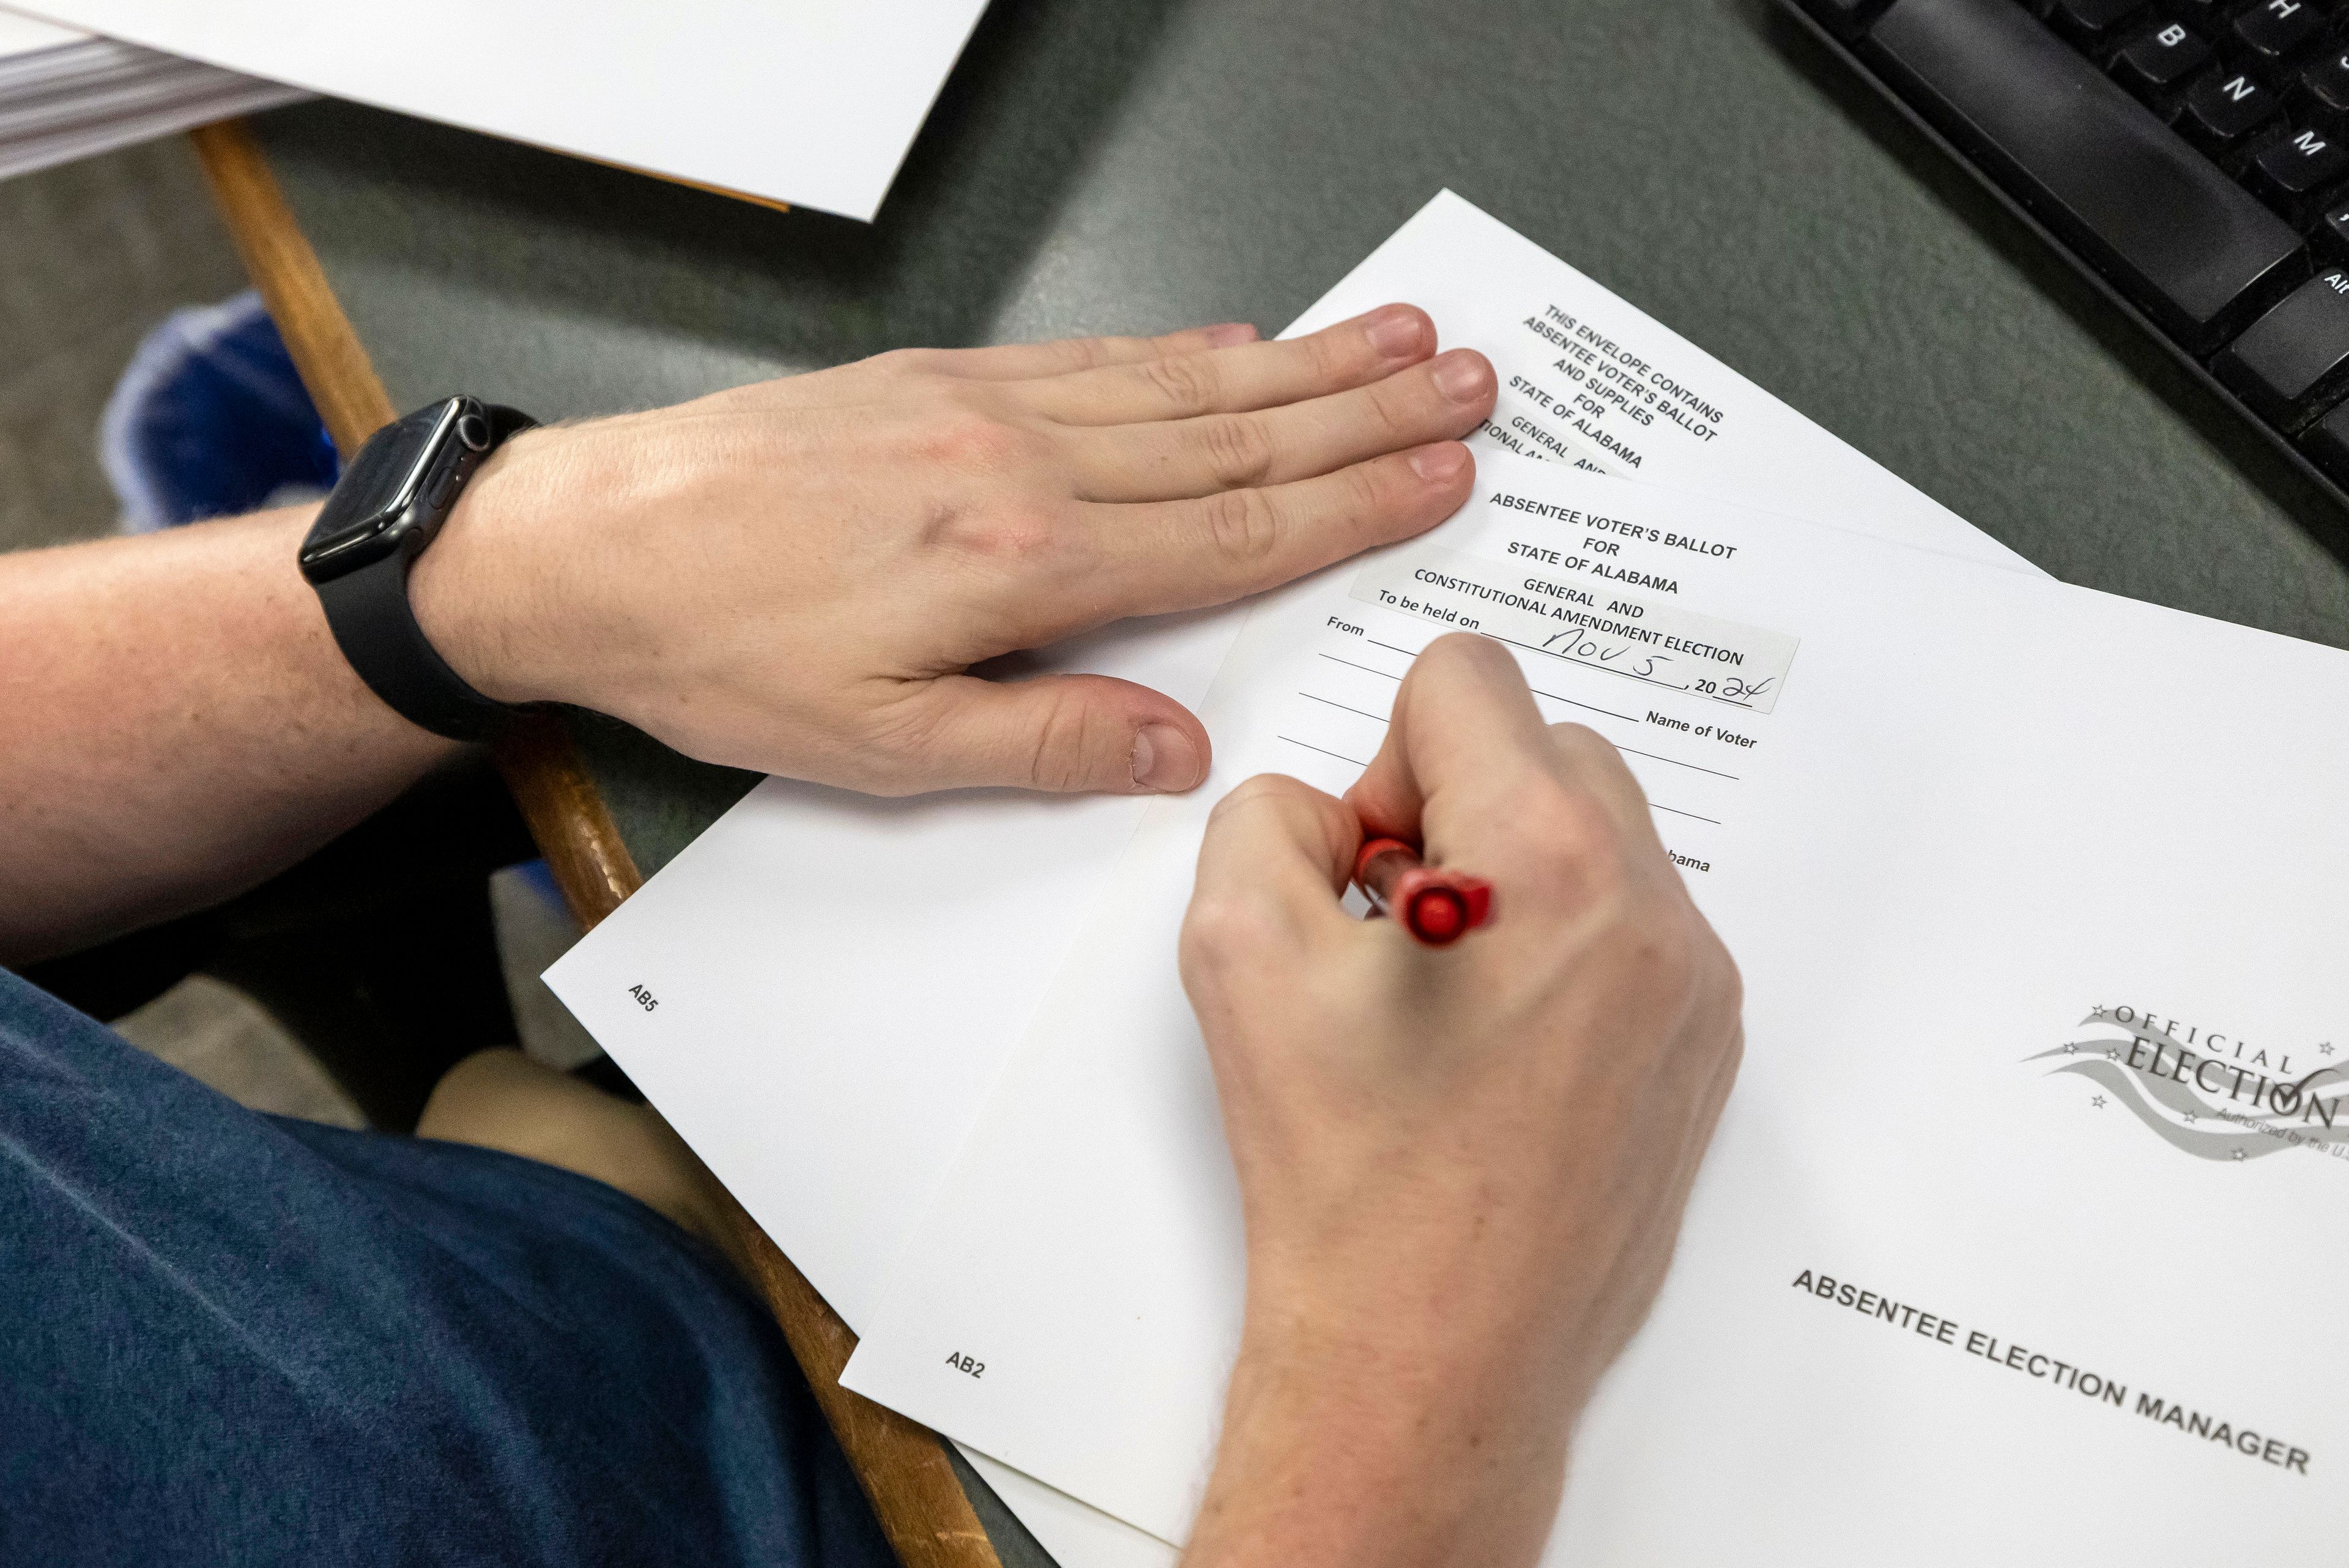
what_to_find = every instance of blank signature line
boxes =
[1317,653,1406,682]
[1277,736,1369,767]
[1613,744,1739,782]
[1299,692,1392,724]
[1527,685,1642,724]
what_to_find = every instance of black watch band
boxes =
[298,398,537,742]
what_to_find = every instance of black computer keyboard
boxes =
[1783,0,2349,516]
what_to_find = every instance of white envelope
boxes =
[842,454,2349,1562]
[545,194,2038,1564]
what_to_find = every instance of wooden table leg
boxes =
[188,116,1003,1568]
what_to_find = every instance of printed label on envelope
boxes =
[1350,546,1800,712]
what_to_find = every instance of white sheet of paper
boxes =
[543,193,2038,1562]
[842,451,2349,1561]
[960,1449,1174,1568]
[0,7,81,53]
[13,0,990,220]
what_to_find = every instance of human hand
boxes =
[1176,634,1743,1568]
[412,308,1494,794]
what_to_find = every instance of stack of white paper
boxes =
[0,9,303,182]
[11,1,995,220]
[839,453,2349,1561]
[549,195,2349,1562]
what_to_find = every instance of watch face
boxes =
[297,402,462,580]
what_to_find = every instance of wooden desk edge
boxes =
[186,117,1001,1568]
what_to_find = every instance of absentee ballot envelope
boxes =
[543,192,2036,1568]
[839,450,2349,1564]
[544,189,2028,1337]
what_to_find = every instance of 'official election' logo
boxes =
[2028,1007,2349,1166]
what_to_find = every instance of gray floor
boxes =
[3,135,596,1118]
[102,869,600,1129]
[114,975,366,1126]
[1,136,246,549]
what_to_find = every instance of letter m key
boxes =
[2295,130,2329,155]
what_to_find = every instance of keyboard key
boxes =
[2296,45,2349,130]
[2167,0,2241,34]
[2230,0,2328,70]
[2112,21,2212,102]
[2215,267,2349,420]
[2181,65,2284,146]
[2317,198,2349,257]
[1867,0,2305,347]
[2248,123,2349,219]
[2046,0,2147,45]
[2299,393,2349,480]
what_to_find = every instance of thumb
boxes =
[1342,632,1551,846]
[888,672,1213,794]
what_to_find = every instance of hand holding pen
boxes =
[1176,634,1745,1568]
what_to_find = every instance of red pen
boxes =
[1352,837,1495,947]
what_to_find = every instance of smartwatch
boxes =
[298,396,537,742]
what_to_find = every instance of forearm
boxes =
[0,507,455,964]
[1184,1311,1570,1568]
[0,308,1490,959]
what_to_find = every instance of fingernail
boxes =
[1132,723,1206,792]
[1205,322,1259,347]
[1364,305,1425,360]
[1431,348,1491,402]
[1408,442,1469,483]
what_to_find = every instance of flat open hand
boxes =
[414,306,1496,794]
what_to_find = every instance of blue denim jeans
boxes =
[0,970,895,1567]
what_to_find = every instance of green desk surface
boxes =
[251,0,2349,1551]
